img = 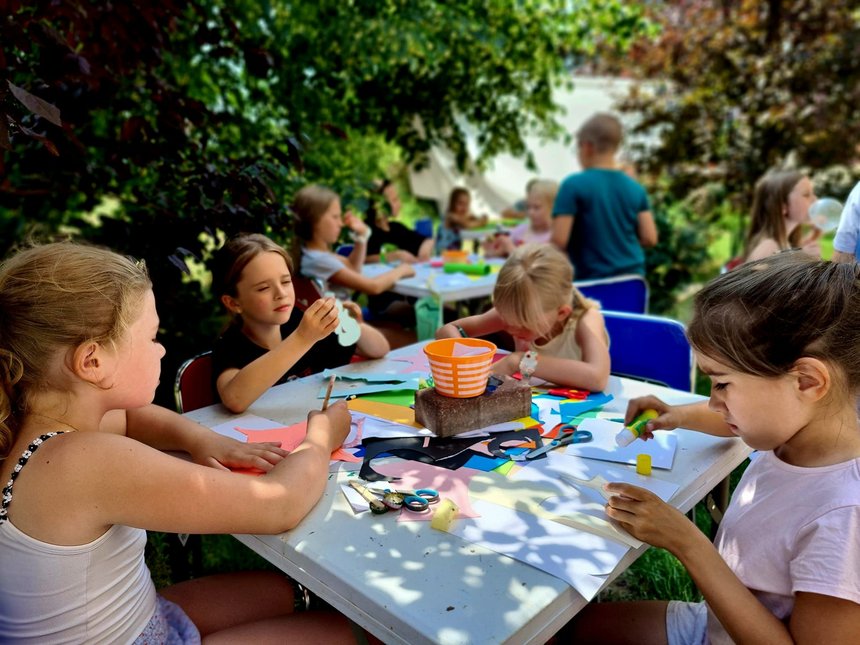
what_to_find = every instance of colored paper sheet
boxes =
[447,499,629,601]
[387,353,431,374]
[319,377,421,399]
[358,390,417,407]
[322,368,426,383]
[558,393,614,420]
[347,398,423,428]
[565,418,678,470]
[350,413,431,440]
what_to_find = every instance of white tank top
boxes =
[0,432,156,643]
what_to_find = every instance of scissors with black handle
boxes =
[525,423,592,460]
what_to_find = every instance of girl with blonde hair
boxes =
[436,243,610,390]
[0,242,359,643]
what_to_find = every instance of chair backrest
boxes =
[415,217,434,239]
[335,244,354,257]
[574,274,649,314]
[603,311,695,392]
[292,275,325,310]
[174,351,216,413]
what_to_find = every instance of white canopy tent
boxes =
[408,75,638,218]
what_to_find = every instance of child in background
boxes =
[0,242,359,643]
[292,184,417,347]
[436,186,489,253]
[551,112,657,280]
[365,179,434,264]
[211,233,389,413]
[436,243,610,391]
[743,170,821,262]
[483,179,557,258]
[565,251,860,644]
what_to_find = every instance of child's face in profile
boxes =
[228,251,295,327]
[316,198,344,245]
[109,289,166,408]
[785,176,816,225]
[699,352,810,451]
[525,193,552,230]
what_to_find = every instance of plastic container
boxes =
[443,262,490,275]
[441,249,469,264]
[415,297,441,341]
[423,338,497,398]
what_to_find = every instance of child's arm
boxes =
[341,301,390,358]
[624,396,733,438]
[636,210,658,248]
[532,309,610,390]
[111,405,289,472]
[435,308,507,340]
[604,484,860,644]
[746,238,782,262]
[329,262,415,296]
[550,215,573,250]
[83,402,352,535]
[217,298,340,413]
[343,211,370,271]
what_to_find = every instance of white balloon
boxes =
[809,197,844,233]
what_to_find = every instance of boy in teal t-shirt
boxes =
[551,113,657,280]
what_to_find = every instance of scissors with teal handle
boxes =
[368,487,440,512]
[525,423,592,460]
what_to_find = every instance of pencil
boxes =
[321,374,336,410]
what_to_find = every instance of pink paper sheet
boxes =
[373,460,482,522]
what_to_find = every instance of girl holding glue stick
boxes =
[436,244,610,391]
[563,251,860,644]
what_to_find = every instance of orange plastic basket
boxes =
[424,338,497,398]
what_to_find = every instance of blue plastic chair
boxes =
[415,217,434,239]
[574,274,649,314]
[336,244,354,257]
[603,311,694,392]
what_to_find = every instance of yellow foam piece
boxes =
[431,498,459,531]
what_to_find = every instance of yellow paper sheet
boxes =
[347,398,423,429]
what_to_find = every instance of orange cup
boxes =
[441,250,469,264]
[424,338,497,398]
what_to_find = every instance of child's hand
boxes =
[799,226,823,258]
[342,300,364,323]
[491,351,521,377]
[343,211,369,237]
[624,395,677,439]
[397,264,416,279]
[189,432,289,472]
[297,297,340,343]
[307,400,351,452]
[387,249,417,263]
[603,483,697,552]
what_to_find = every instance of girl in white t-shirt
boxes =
[565,250,860,644]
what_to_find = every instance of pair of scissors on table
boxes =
[524,423,592,460]
[351,481,440,513]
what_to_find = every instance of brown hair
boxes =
[289,184,340,268]
[743,170,806,259]
[0,242,151,458]
[446,187,470,214]
[688,251,860,395]
[577,113,623,154]
[493,243,594,338]
[211,233,292,300]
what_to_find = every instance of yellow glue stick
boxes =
[616,409,659,447]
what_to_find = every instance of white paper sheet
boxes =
[565,418,678,470]
[446,499,629,600]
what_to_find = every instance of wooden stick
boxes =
[321,374,336,410]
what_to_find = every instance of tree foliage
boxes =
[0,0,651,404]
[616,1,860,217]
